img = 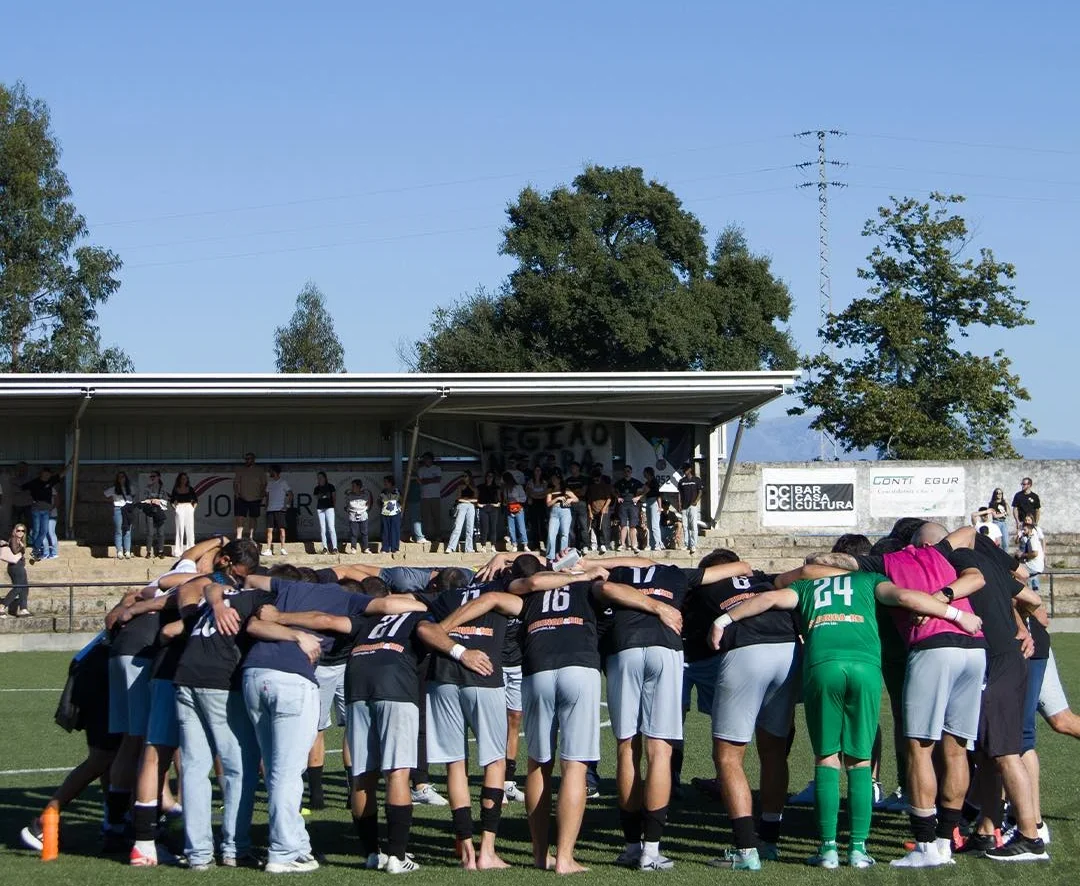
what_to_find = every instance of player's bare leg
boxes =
[477,759,509,869]
[446,761,476,870]
[525,758,555,869]
[554,760,589,874]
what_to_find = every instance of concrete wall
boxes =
[716,459,1076,535]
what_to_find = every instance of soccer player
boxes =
[712,568,982,869]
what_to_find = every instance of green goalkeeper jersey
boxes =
[790,572,886,669]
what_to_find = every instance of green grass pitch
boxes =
[2,638,1079,884]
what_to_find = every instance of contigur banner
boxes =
[868,466,966,518]
[761,468,857,527]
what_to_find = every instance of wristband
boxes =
[450,643,466,661]
[713,613,733,630]
[944,606,961,623]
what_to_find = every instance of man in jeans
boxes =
[677,464,704,554]
[417,452,443,545]
[22,464,66,560]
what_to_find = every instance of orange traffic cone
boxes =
[41,806,59,861]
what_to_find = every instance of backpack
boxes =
[54,638,109,733]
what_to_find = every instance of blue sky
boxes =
[4,1,1076,441]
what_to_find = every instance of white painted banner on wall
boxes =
[868,466,966,518]
[761,468,857,527]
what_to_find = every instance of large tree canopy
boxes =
[0,81,130,372]
[791,193,1034,459]
[274,281,346,373]
[407,165,797,374]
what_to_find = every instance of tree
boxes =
[406,165,797,374]
[791,193,1035,459]
[0,81,131,372]
[274,281,346,373]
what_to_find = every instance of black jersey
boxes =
[606,564,688,653]
[110,609,161,660]
[427,582,507,688]
[682,571,797,660]
[503,614,524,668]
[521,582,601,676]
[149,596,193,681]
[345,610,435,705]
[173,590,275,691]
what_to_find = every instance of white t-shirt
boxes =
[417,464,442,500]
[346,492,370,522]
[266,477,292,512]
[1022,533,1045,573]
[976,520,1003,545]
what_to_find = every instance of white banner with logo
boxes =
[762,468,857,527]
[868,466,966,518]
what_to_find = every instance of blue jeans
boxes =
[994,519,1009,554]
[447,502,476,552]
[30,508,50,558]
[317,508,337,551]
[507,507,528,548]
[1022,657,1048,753]
[381,513,401,552]
[645,499,662,550]
[175,686,260,865]
[242,669,319,865]
[546,505,572,559]
[112,507,131,554]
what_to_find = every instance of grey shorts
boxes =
[1039,648,1069,718]
[347,700,419,775]
[711,642,801,743]
[108,654,152,736]
[522,667,601,763]
[606,646,684,741]
[503,665,523,713]
[316,663,347,730]
[617,502,639,527]
[426,682,507,766]
[904,646,986,742]
[146,678,179,747]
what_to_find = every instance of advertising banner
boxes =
[868,466,966,518]
[762,468,857,527]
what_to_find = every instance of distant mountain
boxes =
[736,415,1080,462]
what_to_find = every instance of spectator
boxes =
[139,471,169,559]
[0,524,30,617]
[23,464,67,560]
[170,473,198,551]
[659,499,683,550]
[446,470,478,553]
[232,452,266,541]
[262,465,292,556]
[525,465,550,552]
[613,464,643,553]
[642,466,662,552]
[406,472,424,543]
[344,479,372,554]
[510,457,528,487]
[987,488,1010,554]
[563,461,591,550]
[46,485,60,561]
[476,471,501,554]
[586,466,615,554]
[545,474,577,559]
[502,470,528,552]
[416,452,443,545]
[379,476,402,553]
[677,463,704,554]
[1012,477,1042,531]
[1018,517,1046,592]
[313,472,338,554]
[104,471,134,560]
[971,506,1003,547]
[10,462,32,532]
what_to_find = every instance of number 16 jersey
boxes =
[520,582,601,676]
[790,571,886,670]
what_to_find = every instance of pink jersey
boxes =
[883,545,984,647]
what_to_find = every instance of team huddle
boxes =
[21,516,1064,873]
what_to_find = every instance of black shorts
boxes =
[267,510,287,531]
[977,653,1026,758]
[82,693,122,752]
[235,497,262,519]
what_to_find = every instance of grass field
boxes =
[2,640,1079,885]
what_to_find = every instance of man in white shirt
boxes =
[1018,517,1045,591]
[263,465,293,556]
[416,452,443,545]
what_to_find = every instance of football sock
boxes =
[352,814,379,856]
[642,806,668,843]
[814,765,841,844]
[936,806,962,840]
[847,766,873,847]
[306,765,325,810]
[759,812,783,844]
[732,815,756,850]
[619,808,643,845]
[385,803,412,861]
[106,789,131,832]
[479,787,504,836]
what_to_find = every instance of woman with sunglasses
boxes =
[1,524,31,616]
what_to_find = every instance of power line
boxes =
[848,131,1080,157]
[850,163,1080,188]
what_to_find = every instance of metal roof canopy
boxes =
[0,371,799,426]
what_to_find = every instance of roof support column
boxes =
[66,391,94,537]
[400,390,449,509]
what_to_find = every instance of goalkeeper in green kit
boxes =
[710,568,982,870]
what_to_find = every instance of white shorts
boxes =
[503,665,523,713]
[426,682,507,767]
[904,646,986,742]
[522,667,601,763]
[347,700,419,775]
[108,654,152,737]
[606,646,684,741]
[1039,648,1069,719]
[316,663,347,730]
[711,642,801,743]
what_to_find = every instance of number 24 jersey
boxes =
[790,572,886,669]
